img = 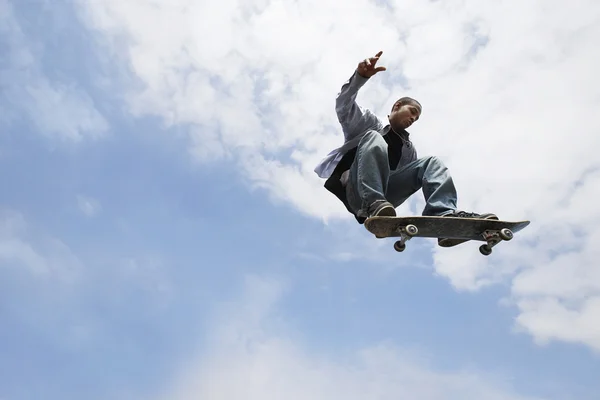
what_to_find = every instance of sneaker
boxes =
[368,200,396,218]
[437,211,498,247]
[366,200,396,238]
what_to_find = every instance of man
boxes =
[314,51,497,247]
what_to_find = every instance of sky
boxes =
[1,0,599,399]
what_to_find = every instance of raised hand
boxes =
[357,51,387,78]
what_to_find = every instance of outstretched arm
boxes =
[335,51,387,141]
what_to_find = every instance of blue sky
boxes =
[2,0,600,399]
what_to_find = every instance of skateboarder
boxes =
[314,51,498,247]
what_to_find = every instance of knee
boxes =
[425,155,444,166]
[422,156,448,173]
[359,130,387,149]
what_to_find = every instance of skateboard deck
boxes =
[364,216,530,256]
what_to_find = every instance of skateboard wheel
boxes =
[499,228,513,241]
[405,224,418,236]
[394,241,406,252]
[479,244,492,256]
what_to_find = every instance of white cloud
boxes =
[433,169,600,352]
[0,0,108,142]
[158,275,546,400]
[76,0,600,351]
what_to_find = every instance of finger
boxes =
[364,58,371,67]
[374,66,386,72]
[371,52,383,65]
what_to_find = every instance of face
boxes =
[388,100,421,131]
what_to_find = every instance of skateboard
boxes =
[364,216,530,256]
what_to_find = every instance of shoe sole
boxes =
[438,215,499,247]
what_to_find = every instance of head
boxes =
[388,97,422,132]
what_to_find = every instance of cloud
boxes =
[0,0,108,142]
[75,0,600,352]
[433,168,600,352]
[158,275,545,400]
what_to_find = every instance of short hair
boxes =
[392,97,422,112]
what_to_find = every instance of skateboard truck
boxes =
[394,226,514,255]
[393,224,419,252]
[479,228,513,255]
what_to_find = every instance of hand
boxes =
[357,51,386,78]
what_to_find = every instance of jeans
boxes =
[345,130,458,218]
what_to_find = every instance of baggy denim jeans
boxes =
[345,131,458,219]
